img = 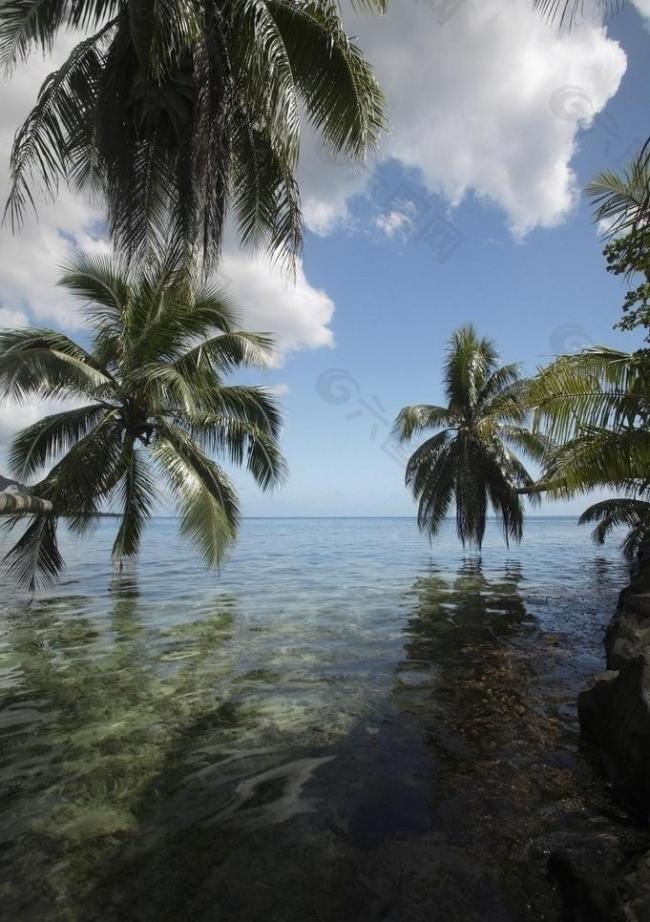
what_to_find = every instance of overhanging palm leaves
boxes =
[527,345,650,553]
[534,0,623,27]
[527,347,650,494]
[586,145,650,241]
[1,0,386,267]
[0,250,286,589]
[395,326,546,549]
[579,498,650,559]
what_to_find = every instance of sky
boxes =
[0,0,648,518]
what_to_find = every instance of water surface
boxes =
[0,517,634,920]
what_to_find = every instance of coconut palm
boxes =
[394,326,546,549]
[0,249,286,590]
[1,0,386,267]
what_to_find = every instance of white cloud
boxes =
[298,130,376,235]
[0,307,28,327]
[218,251,335,365]
[298,0,627,237]
[375,208,413,238]
[267,383,290,397]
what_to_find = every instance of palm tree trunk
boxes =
[0,493,53,514]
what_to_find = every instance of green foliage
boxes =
[0,0,386,268]
[604,232,650,339]
[395,326,545,549]
[0,250,286,589]
[586,147,650,341]
[527,345,650,551]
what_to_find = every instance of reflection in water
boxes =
[398,560,531,755]
[0,577,239,919]
[0,519,636,921]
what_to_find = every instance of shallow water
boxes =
[0,517,638,920]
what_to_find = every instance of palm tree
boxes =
[394,326,546,549]
[0,0,386,267]
[526,345,650,556]
[0,249,286,590]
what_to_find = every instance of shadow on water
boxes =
[0,558,639,922]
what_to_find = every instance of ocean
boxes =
[0,517,632,920]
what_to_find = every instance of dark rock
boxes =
[547,830,650,922]
[578,656,650,822]
[573,546,650,921]
[578,542,650,821]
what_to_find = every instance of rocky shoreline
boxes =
[549,547,650,920]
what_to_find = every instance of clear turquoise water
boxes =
[0,517,634,920]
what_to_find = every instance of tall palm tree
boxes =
[394,326,546,549]
[0,0,386,267]
[0,249,286,590]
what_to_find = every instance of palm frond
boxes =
[152,424,240,566]
[542,425,650,496]
[579,497,650,558]
[112,440,156,558]
[3,514,62,591]
[586,147,650,238]
[0,327,111,401]
[3,21,115,231]
[528,347,645,443]
[8,403,108,479]
[180,414,287,489]
[394,404,456,442]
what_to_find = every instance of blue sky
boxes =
[0,0,648,519]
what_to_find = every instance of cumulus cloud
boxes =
[298,0,627,237]
[218,251,335,365]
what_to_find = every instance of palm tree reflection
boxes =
[396,559,533,760]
